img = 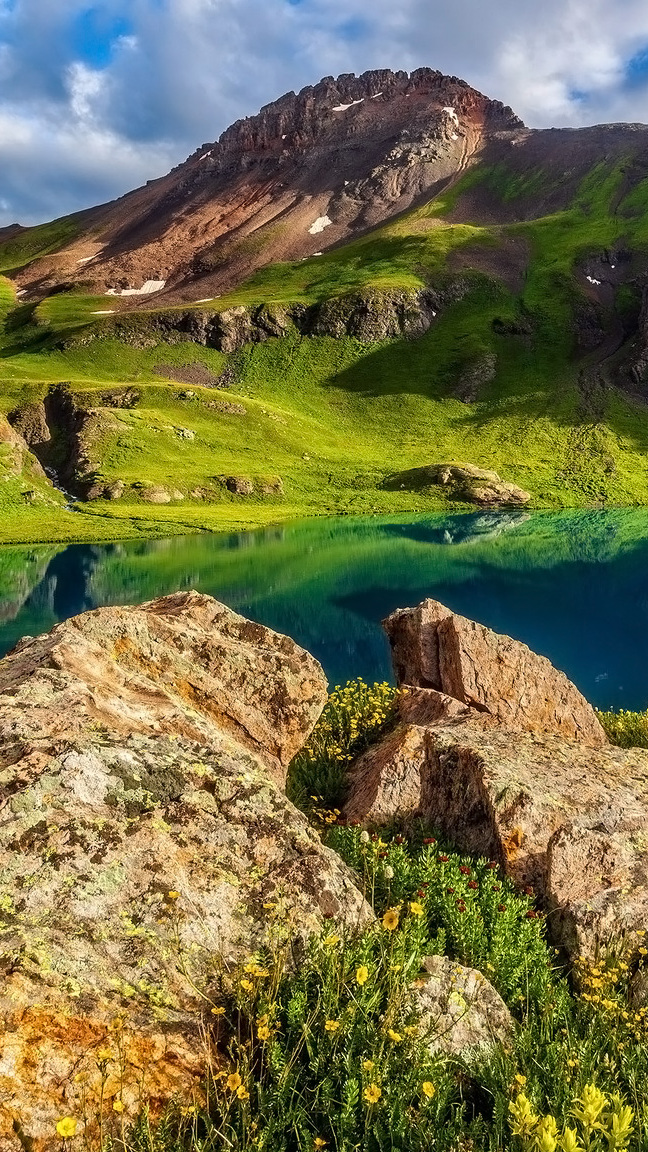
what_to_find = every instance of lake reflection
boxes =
[2,508,648,710]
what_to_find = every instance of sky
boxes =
[3,0,648,226]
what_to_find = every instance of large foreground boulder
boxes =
[345,598,648,959]
[384,598,607,747]
[0,594,369,1151]
[1,590,328,785]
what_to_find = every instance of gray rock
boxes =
[413,955,514,1057]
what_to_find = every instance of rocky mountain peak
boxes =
[187,67,524,171]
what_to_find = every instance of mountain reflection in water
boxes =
[2,509,648,710]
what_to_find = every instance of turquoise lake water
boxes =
[2,508,648,710]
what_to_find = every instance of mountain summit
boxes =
[10,68,524,301]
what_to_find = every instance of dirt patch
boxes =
[153,362,225,388]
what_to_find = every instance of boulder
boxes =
[224,475,254,495]
[384,599,607,747]
[384,463,531,506]
[347,717,648,959]
[0,591,326,784]
[0,594,367,1149]
[413,955,514,1057]
[344,600,648,958]
[140,485,172,504]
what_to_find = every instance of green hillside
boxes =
[3,153,648,545]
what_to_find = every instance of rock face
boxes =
[65,286,454,353]
[413,955,514,1057]
[0,593,370,1150]
[384,598,607,746]
[344,599,648,959]
[384,463,531,507]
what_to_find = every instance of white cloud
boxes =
[2,0,648,225]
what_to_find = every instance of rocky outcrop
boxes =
[0,593,371,1149]
[343,600,648,959]
[384,598,607,746]
[7,401,51,449]
[63,285,458,352]
[413,955,514,1057]
[384,463,531,507]
[0,413,58,508]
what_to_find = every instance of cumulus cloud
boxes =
[2,0,648,225]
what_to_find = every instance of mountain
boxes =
[6,68,523,301]
[4,68,648,545]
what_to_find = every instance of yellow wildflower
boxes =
[362,1059,374,1071]
[112,1101,125,1114]
[96,1048,113,1062]
[257,1025,271,1041]
[422,1082,436,1099]
[227,1073,242,1091]
[236,1085,250,1101]
[211,1006,226,1016]
[325,1019,340,1033]
[356,965,369,986]
[167,891,180,900]
[56,1118,77,1139]
[509,1093,539,1138]
[364,1084,382,1105]
[323,934,340,948]
[314,1140,327,1149]
[409,901,424,917]
[387,1028,402,1043]
[382,908,399,932]
[240,979,254,992]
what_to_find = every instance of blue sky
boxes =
[2,0,648,226]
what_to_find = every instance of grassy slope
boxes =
[3,156,648,543]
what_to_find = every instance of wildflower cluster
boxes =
[597,708,648,749]
[328,823,554,1010]
[288,679,398,810]
[510,1083,634,1151]
[203,918,450,1152]
[574,935,648,1041]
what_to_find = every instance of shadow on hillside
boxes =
[325,330,648,457]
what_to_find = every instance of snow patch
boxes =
[451,133,459,141]
[282,134,287,140]
[312,252,323,257]
[443,106,459,126]
[196,298,216,303]
[332,98,364,112]
[308,216,332,235]
[16,289,26,297]
[199,151,213,161]
[586,275,601,286]
[92,310,116,315]
[371,92,383,99]
[77,256,94,264]
[106,280,166,297]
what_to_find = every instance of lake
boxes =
[2,508,648,710]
